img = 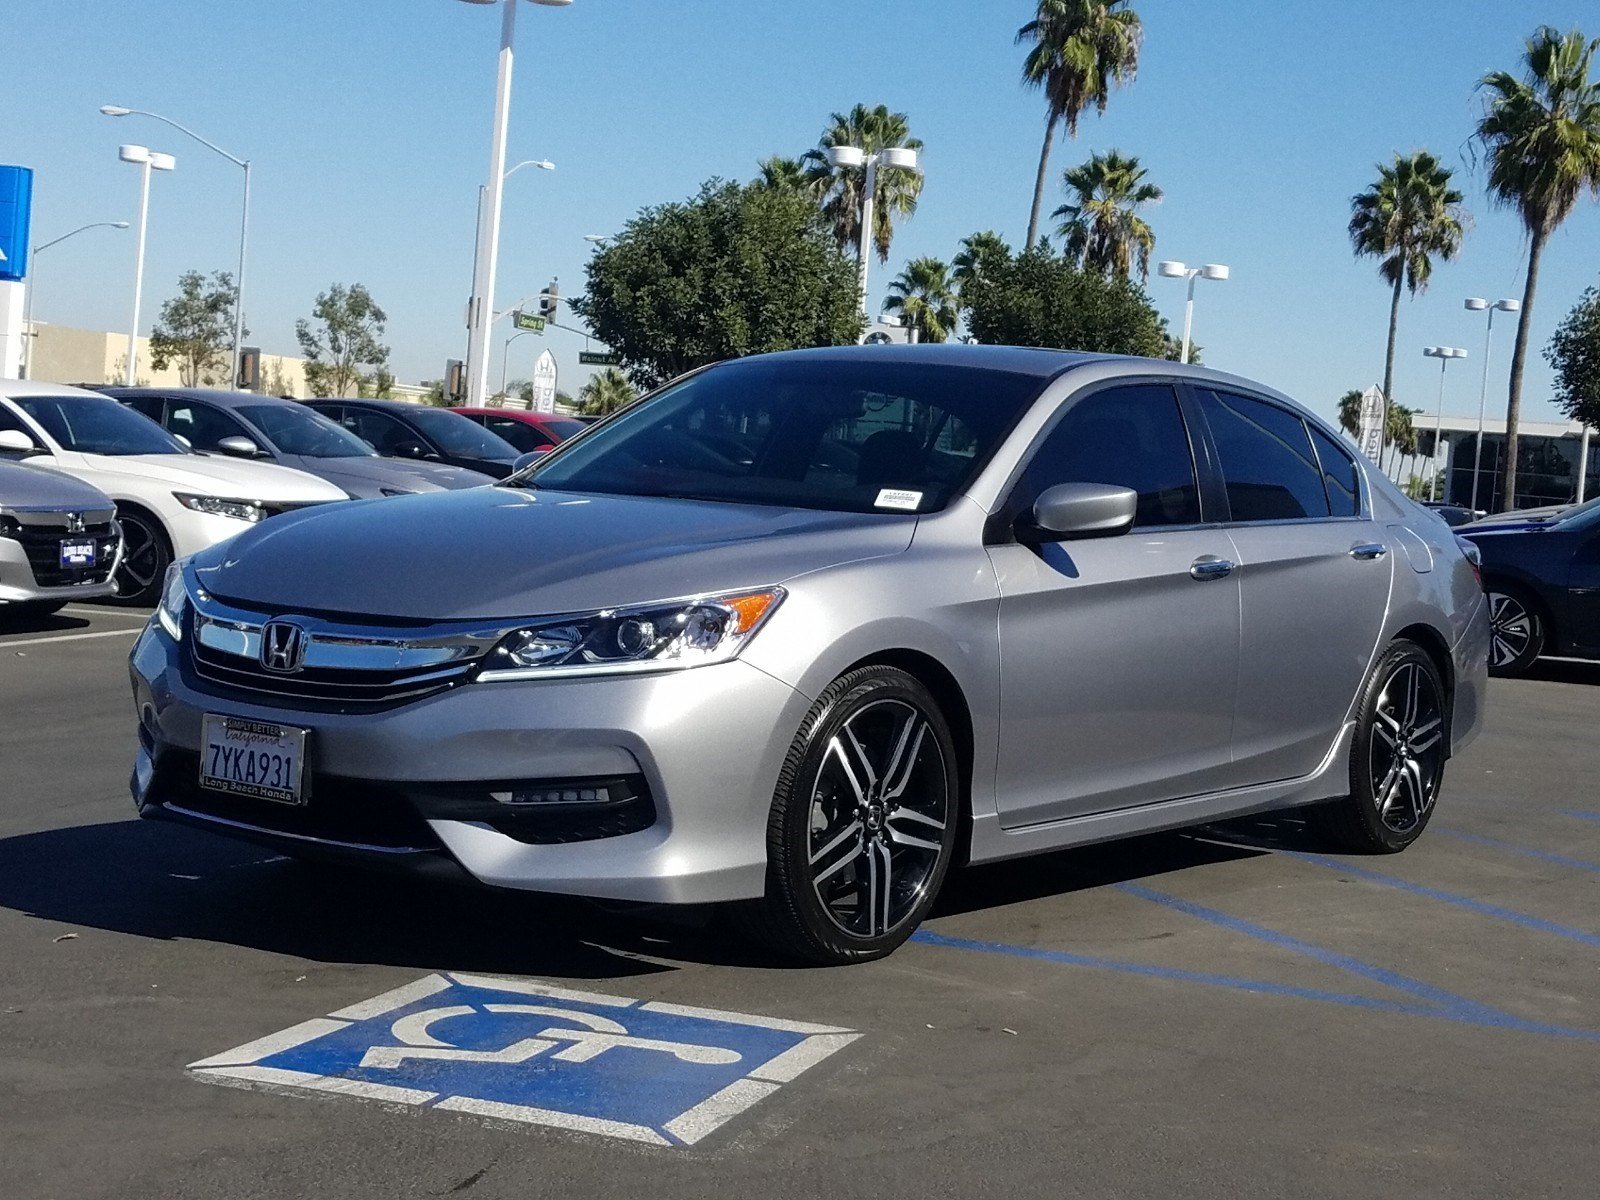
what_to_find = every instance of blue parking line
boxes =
[1288,852,1600,950]
[1437,829,1600,877]
[1560,811,1600,824]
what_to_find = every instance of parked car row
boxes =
[0,382,585,608]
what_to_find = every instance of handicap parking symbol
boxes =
[188,973,860,1147]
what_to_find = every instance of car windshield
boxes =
[543,416,586,440]
[404,407,517,458]
[1552,494,1600,529]
[15,395,188,456]
[239,404,374,459]
[525,357,1045,513]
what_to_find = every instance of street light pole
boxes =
[19,221,128,379]
[825,144,919,340]
[500,329,535,397]
[1423,345,1468,502]
[467,157,554,374]
[1157,260,1230,365]
[1464,297,1520,513]
[101,106,250,387]
[118,145,175,386]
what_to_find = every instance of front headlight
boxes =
[173,493,266,523]
[156,562,187,640]
[476,587,785,681]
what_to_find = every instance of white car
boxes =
[0,380,348,604]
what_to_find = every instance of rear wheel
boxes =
[1309,640,1447,853]
[737,665,959,965]
[114,509,172,606]
[1485,587,1544,676]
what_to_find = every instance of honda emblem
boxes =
[260,620,307,674]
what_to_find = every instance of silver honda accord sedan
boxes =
[129,346,1489,964]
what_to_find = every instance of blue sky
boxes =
[9,1,1599,423]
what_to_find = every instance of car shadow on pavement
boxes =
[0,610,94,635]
[1523,658,1600,686]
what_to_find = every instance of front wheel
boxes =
[114,510,172,606]
[1309,639,1448,853]
[738,665,959,965]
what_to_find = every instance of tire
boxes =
[1485,586,1545,677]
[113,508,172,606]
[736,665,960,965]
[1308,639,1448,854]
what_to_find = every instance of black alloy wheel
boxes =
[1486,589,1544,677]
[114,511,171,606]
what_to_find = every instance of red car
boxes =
[451,408,586,455]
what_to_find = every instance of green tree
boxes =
[1476,26,1600,509]
[148,270,241,386]
[802,104,923,263]
[952,231,1011,308]
[1348,150,1466,468]
[964,245,1168,356]
[1336,388,1365,437]
[1052,149,1162,280]
[572,180,864,388]
[418,379,448,407]
[1546,285,1600,428]
[294,283,390,399]
[754,155,814,196]
[578,367,638,416]
[1017,0,1143,251]
[884,257,958,343]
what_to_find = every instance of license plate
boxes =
[200,714,308,806]
[59,538,95,568]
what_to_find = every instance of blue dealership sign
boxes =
[0,166,34,282]
[189,972,859,1146]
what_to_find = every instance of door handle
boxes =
[1349,543,1389,561]
[1189,555,1235,581]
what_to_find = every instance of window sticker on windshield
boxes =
[874,489,922,511]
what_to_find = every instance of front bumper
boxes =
[0,533,120,604]
[128,625,810,905]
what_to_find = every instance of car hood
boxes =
[1463,504,1566,531]
[0,459,116,513]
[193,487,915,620]
[80,453,349,502]
[289,455,494,496]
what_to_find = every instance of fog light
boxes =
[489,785,612,806]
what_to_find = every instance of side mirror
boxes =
[215,435,260,458]
[1018,482,1138,542]
[511,450,547,474]
[0,429,40,456]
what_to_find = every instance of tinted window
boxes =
[544,417,586,440]
[13,395,188,456]
[0,402,37,443]
[480,416,550,453]
[530,358,1041,513]
[1018,383,1200,526]
[1308,424,1360,517]
[121,395,165,422]
[339,409,421,456]
[405,407,517,459]
[1199,389,1329,521]
[167,402,250,452]
[239,405,375,459]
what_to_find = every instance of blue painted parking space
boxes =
[189,973,859,1147]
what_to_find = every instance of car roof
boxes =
[99,386,301,411]
[0,379,121,400]
[450,408,570,424]
[754,343,1107,378]
[302,398,419,413]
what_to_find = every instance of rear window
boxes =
[1198,389,1329,521]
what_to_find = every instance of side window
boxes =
[1018,383,1201,526]
[1308,424,1361,517]
[122,396,165,423]
[167,402,250,452]
[485,417,548,453]
[345,410,420,455]
[1198,389,1330,522]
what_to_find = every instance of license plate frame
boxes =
[199,714,309,807]
[59,538,96,569]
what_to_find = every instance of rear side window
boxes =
[1018,383,1201,526]
[482,416,550,453]
[1198,389,1329,521]
[1308,425,1361,517]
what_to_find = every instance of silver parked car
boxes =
[129,347,1489,964]
[0,455,122,617]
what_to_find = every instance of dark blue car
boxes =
[1458,496,1600,675]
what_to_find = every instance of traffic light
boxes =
[236,346,261,391]
[538,280,560,320]
[445,359,465,404]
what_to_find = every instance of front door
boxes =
[990,381,1241,829]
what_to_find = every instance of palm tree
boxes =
[754,155,813,196]
[1051,149,1162,278]
[1475,26,1600,510]
[951,231,1011,307]
[884,258,958,343]
[1348,150,1466,469]
[801,104,923,263]
[577,367,636,417]
[1017,0,1143,251]
[1336,389,1365,437]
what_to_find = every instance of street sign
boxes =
[531,349,558,414]
[513,310,546,333]
[578,351,620,366]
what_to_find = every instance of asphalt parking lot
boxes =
[3,605,1598,1200]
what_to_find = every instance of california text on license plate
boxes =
[200,714,308,806]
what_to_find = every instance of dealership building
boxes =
[1415,413,1595,511]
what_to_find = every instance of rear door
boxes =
[989,379,1241,827]
[1191,386,1393,784]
